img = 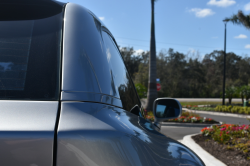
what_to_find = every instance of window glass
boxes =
[102,31,141,112]
[0,13,63,100]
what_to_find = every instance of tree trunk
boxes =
[241,95,244,106]
[229,98,232,105]
[145,0,157,112]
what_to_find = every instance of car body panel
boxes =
[57,102,204,166]
[61,2,142,112]
[58,3,205,166]
[61,91,123,108]
[61,3,109,94]
[0,101,59,166]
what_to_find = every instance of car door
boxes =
[0,1,65,166]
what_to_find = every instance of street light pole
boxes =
[222,20,228,105]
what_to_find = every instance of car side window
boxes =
[102,31,141,115]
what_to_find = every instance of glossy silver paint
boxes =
[57,102,204,166]
[61,3,109,95]
[61,91,123,108]
[61,3,140,109]
[0,100,58,166]
[57,3,205,166]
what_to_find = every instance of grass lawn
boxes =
[180,101,242,106]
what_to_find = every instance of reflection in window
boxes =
[156,104,166,117]
[0,21,33,90]
[0,13,62,100]
[102,31,141,112]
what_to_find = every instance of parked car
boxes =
[0,0,205,165]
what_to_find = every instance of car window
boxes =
[0,12,63,100]
[102,31,141,113]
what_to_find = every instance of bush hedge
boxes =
[201,124,250,160]
[214,105,250,114]
[190,107,215,111]
[190,105,250,114]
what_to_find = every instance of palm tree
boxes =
[224,10,250,29]
[145,0,158,112]
[225,86,236,105]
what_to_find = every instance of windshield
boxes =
[0,12,63,100]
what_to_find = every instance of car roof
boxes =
[0,0,66,21]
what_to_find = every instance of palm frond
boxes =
[225,10,250,29]
[225,14,241,25]
[238,10,250,29]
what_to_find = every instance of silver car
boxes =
[0,0,205,165]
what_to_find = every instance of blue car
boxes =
[0,0,205,165]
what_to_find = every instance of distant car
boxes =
[0,0,205,165]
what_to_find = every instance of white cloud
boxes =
[234,34,247,39]
[189,8,215,18]
[99,17,105,21]
[188,48,196,54]
[245,2,250,11]
[212,36,218,39]
[135,49,144,55]
[245,44,250,49]
[207,0,236,7]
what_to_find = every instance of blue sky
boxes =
[59,0,250,59]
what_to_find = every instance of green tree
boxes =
[225,86,236,105]
[145,0,158,111]
[236,86,250,105]
[119,47,142,79]
[225,10,250,29]
[135,83,147,99]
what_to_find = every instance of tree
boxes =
[135,83,147,99]
[145,0,158,111]
[225,10,250,29]
[236,86,250,105]
[225,86,236,105]
[119,47,142,79]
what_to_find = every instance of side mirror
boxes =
[152,98,182,130]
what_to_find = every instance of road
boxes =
[160,113,249,140]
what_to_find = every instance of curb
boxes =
[161,122,221,128]
[183,108,250,118]
[181,133,226,166]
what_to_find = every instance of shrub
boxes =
[201,124,250,159]
[135,83,147,99]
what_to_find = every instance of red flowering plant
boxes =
[201,124,250,159]
[166,116,216,123]
[201,124,250,148]
[166,111,217,123]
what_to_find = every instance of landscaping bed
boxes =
[165,111,219,124]
[193,124,250,166]
[145,111,219,124]
[186,105,250,115]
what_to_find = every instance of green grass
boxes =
[180,101,242,106]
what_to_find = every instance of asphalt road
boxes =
[160,113,250,140]
[160,126,203,140]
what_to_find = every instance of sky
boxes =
[59,0,250,59]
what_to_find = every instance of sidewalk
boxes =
[180,133,226,166]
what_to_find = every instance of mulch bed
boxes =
[192,134,250,166]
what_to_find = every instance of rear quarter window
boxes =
[102,31,141,112]
[0,2,64,100]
